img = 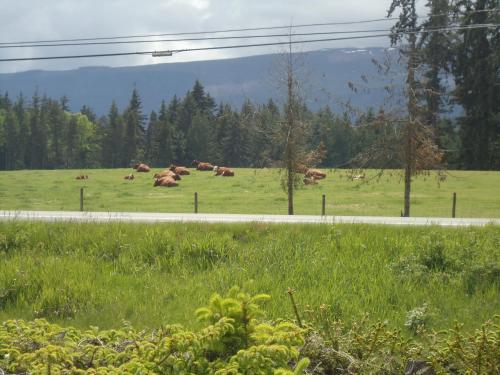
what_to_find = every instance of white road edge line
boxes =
[0,211,498,226]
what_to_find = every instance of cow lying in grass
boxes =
[303,177,317,185]
[153,176,178,187]
[133,163,151,172]
[124,174,135,180]
[75,174,88,180]
[169,165,190,175]
[213,166,235,177]
[154,170,181,180]
[192,160,214,171]
[305,168,326,180]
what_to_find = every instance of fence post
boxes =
[80,188,84,212]
[452,192,456,218]
[322,194,326,216]
[194,192,198,214]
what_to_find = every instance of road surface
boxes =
[0,210,498,226]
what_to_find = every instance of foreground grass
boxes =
[0,168,499,217]
[0,222,498,333]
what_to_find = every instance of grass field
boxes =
[1,221,498,332]
[1,168,499,217]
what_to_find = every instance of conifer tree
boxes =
[47,99,66,168]
[14,94,29,168]
[451,0,499,169]
[145,110,159,165]
[3,109,20,169]
[123,88,145,165]
[159,101,176,165]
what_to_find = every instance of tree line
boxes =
[0,82,372,170]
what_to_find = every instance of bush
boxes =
[1,289,498,374]
[0,288,307,374]
[404,303,430,333]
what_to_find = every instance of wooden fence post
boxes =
[80,188,84,212]
[194,192,198,214]
[452,192,456,218]
[322,194,326,216]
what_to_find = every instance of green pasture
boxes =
[0,222,498,332]
[0,168,499,217]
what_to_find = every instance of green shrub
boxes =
[0,288,307,374]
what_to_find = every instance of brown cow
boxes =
[295,164,309,173]
[75,174,88,180]
[153,176,178,187]
[192,160,214,171]
[124,174,135,180]
[305,168,326,180]
[133,163,151,172]
[303,177,317,185]
[213,166,235,177]
[169,165,190,175]
[154,170,181,180]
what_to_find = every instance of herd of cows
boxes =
[124,160,234,188]
[75,160,328,187]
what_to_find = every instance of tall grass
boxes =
[0,222,498,332]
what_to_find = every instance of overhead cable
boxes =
[0,8,497,46]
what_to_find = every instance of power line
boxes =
[0,8,497,46]
[0,19,401,46]
[0,23,494,49]
[0,23,497,63]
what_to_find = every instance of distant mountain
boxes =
[0,48,395,115]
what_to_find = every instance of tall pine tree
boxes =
[451,0,500,169]
[123,88,145,165]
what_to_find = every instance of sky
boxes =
[0,0,424,74]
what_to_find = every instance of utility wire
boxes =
[0,23,497,63]
[0,23,494,49]
[0,8,497,46]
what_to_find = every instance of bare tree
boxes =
[281,37,305,215]
[346,1,445,217]
[274,34,326,215]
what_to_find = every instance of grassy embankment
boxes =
[0,168,499,217]
[1,222,498,332]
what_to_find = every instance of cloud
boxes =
[0,0,399,73]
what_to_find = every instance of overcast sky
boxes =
[0,0,426,74]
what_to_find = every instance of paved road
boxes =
[1,210,498,226]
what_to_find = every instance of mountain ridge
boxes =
[0,48,391,115]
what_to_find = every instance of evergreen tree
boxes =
[191,80,216,114]
[176,93,197,163]
[123,88,146,165]
[65,115,78,167]
[419,0,451,128]
[47,99,66,168]
[0,97,20,170]
[28,92,49,169]
[157,100,176,166]
[60,95,70,111]
[80,105,97,123]
[166,96,184,163]
[451,0,500,169]
[14,94,29,168]
[186,113,211,162]
[211,103,230,164]
[145,110,159,165]
[0,92,11,111]
[220,104,249,166]
[313,107,353,167]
